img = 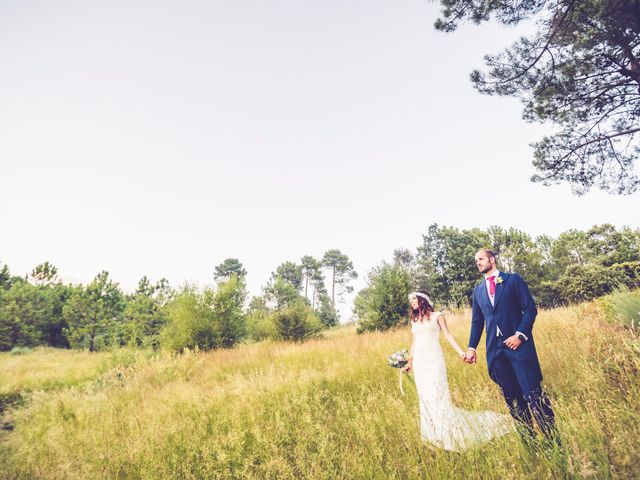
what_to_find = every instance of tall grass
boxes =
[1,305,639,479]
[600,288,640,331]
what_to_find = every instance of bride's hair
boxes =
[410,290,433,322]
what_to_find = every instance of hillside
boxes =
[1,304,639,479]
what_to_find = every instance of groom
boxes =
[464,249,558,441]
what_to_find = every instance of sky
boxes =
[1,0,638,317]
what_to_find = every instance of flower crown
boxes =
[408,291,433,309]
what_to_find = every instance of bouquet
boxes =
[387,349,409,369]
[387,349,412,395]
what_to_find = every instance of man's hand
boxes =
[464,349,476,364]
[503,335,523,350]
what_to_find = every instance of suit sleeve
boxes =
[513,273,537,337]
[469,288,485,349]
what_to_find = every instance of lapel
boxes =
[493,272,506,309]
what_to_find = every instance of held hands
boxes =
[503,335,523,350]
[464,349,477,364]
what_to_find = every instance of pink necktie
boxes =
[487,276,496,296]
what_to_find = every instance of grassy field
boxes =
[1,304,639,479]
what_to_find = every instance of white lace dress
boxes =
[411,312,513,451]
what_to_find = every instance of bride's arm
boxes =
[438,315,465,359]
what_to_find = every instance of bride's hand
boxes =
[458,352,465,361]
[402,363,412,374]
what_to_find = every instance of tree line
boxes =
[4,223,639,350]
[355,223,640,332]
[0,250,357,352]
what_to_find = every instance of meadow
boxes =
[1,303,639,479]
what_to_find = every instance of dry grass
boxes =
[1,304,639,479]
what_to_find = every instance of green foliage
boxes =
[434,0,640,194]
[322,249,358,306]
[160,278,246,352]
[62,271,125,352]
[159,286,206,352]
[0,282,61,351]
[0,262,11,290]
[271,300,322,342]
[557,264,625,303]
[610,261,640,288]
[211,276,247,348]
[214,258,247,283]
[29,262,59,286]
[316,294,339,328]
[414,223,640,308]
[300,255,324,304]
[355,263,413,333]
[417,224,489,307]
[9,346,33,355]
[273,261,304,291]
[245,308,278,342]
[264,277,303,309]
[121,277,171,348]
[599,288,640,331]
[531,281,566,310]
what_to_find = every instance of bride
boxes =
[403,290,513,451]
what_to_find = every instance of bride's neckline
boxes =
[413,311,439,323]
[411,312,438,323]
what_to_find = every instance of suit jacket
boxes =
[469,272,543,383]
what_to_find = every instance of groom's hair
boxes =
[478,248,497,260]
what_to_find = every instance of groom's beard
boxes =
[479,266,492,274]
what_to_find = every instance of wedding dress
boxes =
[411,312,513,451]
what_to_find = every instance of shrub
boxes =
[599,288,640,331]
[271,301,322,342]
[610,261,640,289]
[160,278,246,352]
[245,309,278,342]
[558,264,625,303]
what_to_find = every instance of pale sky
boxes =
[1,0,638,317]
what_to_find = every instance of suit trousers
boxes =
[490,351,556,438]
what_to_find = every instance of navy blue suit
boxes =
[470,272,556,438]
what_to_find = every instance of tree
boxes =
[486,226,545,282]
[273,261,304,291]
[354,263,413,333]
[263,277,302,309]
[0,283,49,350]
[262,262,306,309]
[316,293,339,328]
[30,262,60,286]
[62,271,125,352]
[210,275,247,348]
[321,249,358,307]
[122,276,172,348]
[300,255,323,301]
[550,229,590,270]
[0,262,13,290]
[160,285,212,352]
[417,224,489,306]
[557,263,625,302]
[214,258,247,283]
[584,223,640,266]
[435,0,640,194]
